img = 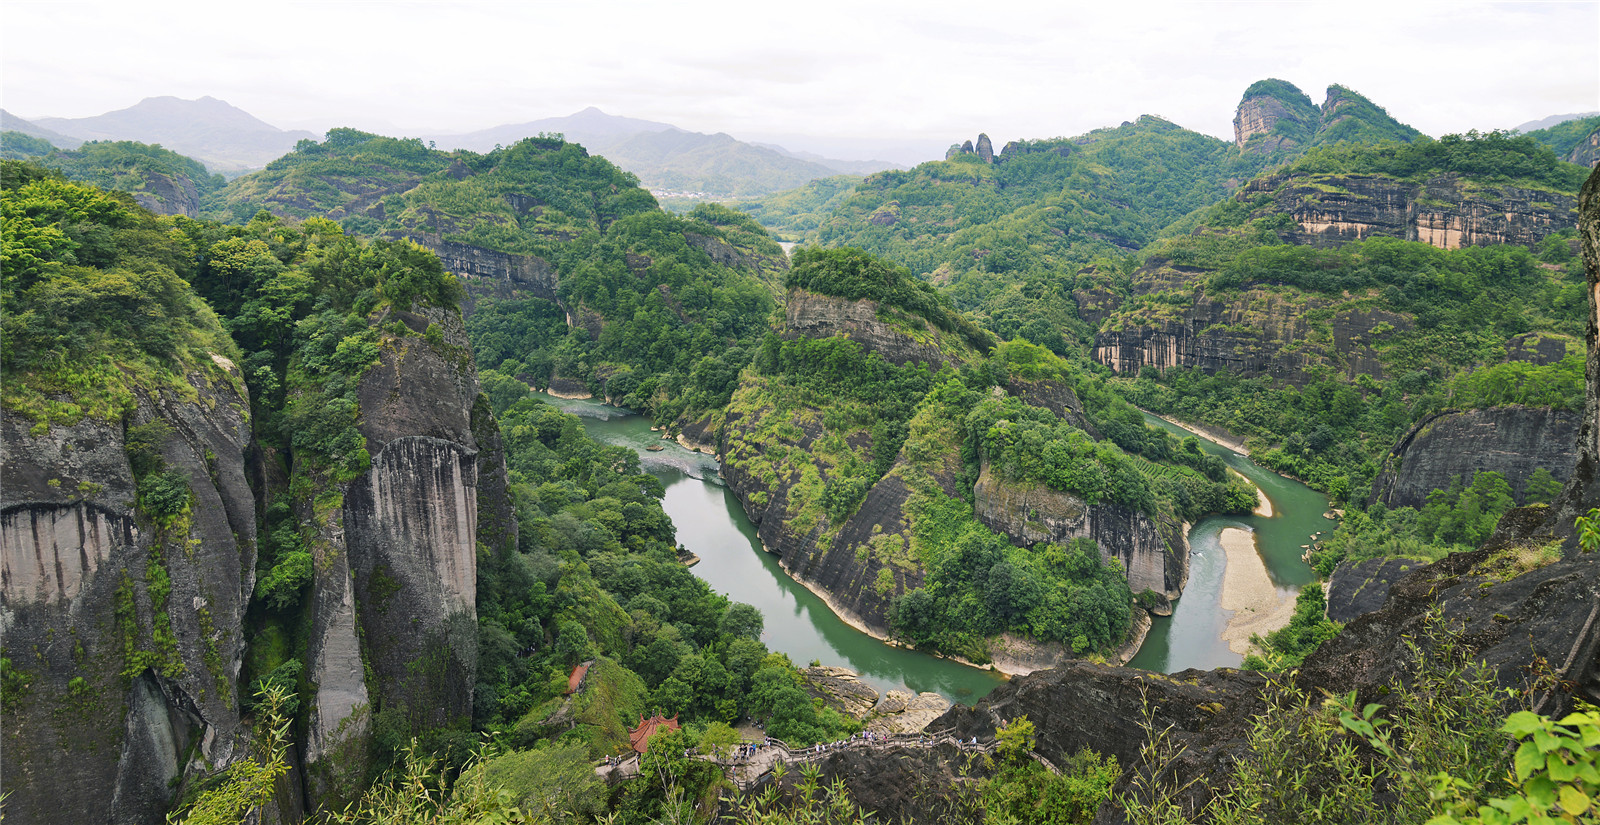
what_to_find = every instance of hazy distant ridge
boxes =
[431,107,901,197]
[30,96,316,172]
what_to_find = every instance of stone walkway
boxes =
[594,730,1016,791]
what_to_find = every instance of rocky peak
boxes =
[1313,84,1422,145]
[945,136,998,164]
[1232,78,1318,153]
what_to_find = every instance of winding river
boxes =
[1128,413,1330,672]
[534,394,1328,702]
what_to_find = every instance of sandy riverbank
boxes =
[1254,487,1274,518]
[1218,527,1296,656]
[1152,413,1252,456]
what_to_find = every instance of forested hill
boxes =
[206,129,788,426]
[0,137,224,216]
[1091,132,1589,575]
[730,80,1433,354]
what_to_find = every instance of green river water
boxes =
[1127,413,1331,672]
[535,394,1329,701]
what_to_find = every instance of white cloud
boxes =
[3,0,1595,161]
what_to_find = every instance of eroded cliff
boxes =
[1081,260,1409,385]
[1,359,256,825]
[1370,405,1580,508]
[1242,171,1576,250]
[971,463,1186,597]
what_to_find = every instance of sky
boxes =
[4,0,1598,164]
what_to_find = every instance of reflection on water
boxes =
[533,393,1004,703]
[1128,414,1330,673]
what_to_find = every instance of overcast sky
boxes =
[5,0,1598,163]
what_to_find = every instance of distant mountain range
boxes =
[1,109,84,149]
[6,98,900,198]
[428,107,901,198]
[1513,111,1600,133]
[17,97,317,173]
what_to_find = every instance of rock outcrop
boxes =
[719,415,926,634]
[784,288,955,368]
[865,690,951,734]
[1369,406,1580,508]
[932,544,1600,821]
[1570,124,1600,168]
[1082,261,1409,385]
[1325,557,1420,623]
[1240,172,1577,250]
[1233,87,1316,154]
[975,133,994,164]
[413,237,558,304]
[803,666,880,720]
[971,463,1186,597]
[1,359,257,825]
[786,741,996,824]
[304,307,492,804]
[129,169,203,217]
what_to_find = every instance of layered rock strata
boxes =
[1241,172,1576,250]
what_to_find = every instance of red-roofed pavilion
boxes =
[628,713,680,753]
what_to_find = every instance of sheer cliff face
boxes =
[1550,164,1600,529]
[1080,262,1409,386]
[1,360,256,825]
[1570,125,1600,168]
[413,236,558,305]
[305,307,491,800]
[1244,172,1577,250]
[1233,94,1313,154]
[971,464,1186,597]
[784,288,955,368]
[1370,406,1580,509]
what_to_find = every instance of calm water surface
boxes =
[1127,413,1330,672]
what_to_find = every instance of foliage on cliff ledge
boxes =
[786,245,996,353]
[1,161,240,425]
[1281,129,1588,193]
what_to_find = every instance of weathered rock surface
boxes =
[1369,406,1580,509]
[1545,166,1600,537]
[1570,124,1600,168]
[975,133,994,164]
[1325,557,1420,623]
[931,544,1600,822]
[414,237,558,303]
[129,169,203,217]
[1233,92,1313,154]
[784,288,953,368]
[865,691,952,734]
[1,360,256,825]
[720,414,924,635]
[350,311,482,720]
[302,306,504,807]
[1082,261,1410,385]
[802,666,880,720]
[781,742,995,824]
[1241,172,1577,250]
[936,662,1269,798]
[971,463,1186,597]
[1003,375,1095,433]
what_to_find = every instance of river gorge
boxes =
[537,394,1331,703]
